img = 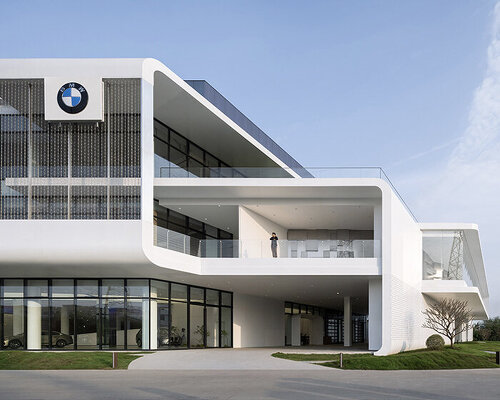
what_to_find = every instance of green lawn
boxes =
[0,351,149,370]
[272,341,500,370]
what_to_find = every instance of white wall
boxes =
[310,316,324,345]
[238,206,288,258]
[368,277,382,351]
[377,189,427,355]
[233,293,284,347]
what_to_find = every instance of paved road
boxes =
[0,369,499,400]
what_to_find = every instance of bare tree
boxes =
[422,298,473,348]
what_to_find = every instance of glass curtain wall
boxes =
[154,118,245,178]
[0,279,232,350]
[422,230,474,285]
[0,79,141,220]
[153,201,233,257]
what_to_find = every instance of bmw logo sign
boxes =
[57,82,88,114]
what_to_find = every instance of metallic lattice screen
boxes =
[0,78,141,219]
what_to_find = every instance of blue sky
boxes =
[2,0,499,316]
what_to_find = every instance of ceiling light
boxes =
[336,292,340,295]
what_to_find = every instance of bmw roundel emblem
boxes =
[57,82,88,114]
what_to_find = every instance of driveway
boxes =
[129,346,371,370]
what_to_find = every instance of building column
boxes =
[12,300,24,336]
[290,315,301,346]
[368,278,382,351]
[27,300,42,350]
[344,296,352,347]
[60,305,70,335]
[150,286,158,350]
[142,299,150,349]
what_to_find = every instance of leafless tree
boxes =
[422,298,473,348]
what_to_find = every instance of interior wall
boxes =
[238,206,288,258]
[232,292,284,348]
[287,230,373,240]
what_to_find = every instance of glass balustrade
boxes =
[154,226,379,259]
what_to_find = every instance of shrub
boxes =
[426,334,445,350]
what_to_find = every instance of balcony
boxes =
[154,226,379,259]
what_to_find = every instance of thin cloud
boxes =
[388,137,460,168]
[395,2,500,316]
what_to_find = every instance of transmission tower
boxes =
[447,231,464,280]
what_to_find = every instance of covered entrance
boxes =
[284,301,368,347]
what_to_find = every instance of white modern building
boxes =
[0,58,489,354]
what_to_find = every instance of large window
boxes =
[422,230,474,285]
[153,202,234,256]
[0,278,232,351]
[154,119,244,178]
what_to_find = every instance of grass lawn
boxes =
[0,351,150,370]
[272,341,500,370]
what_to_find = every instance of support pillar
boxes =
[27,300,42,350]
[142,299,150,349]
[150,287,158,350]
[344,296,352,347]
[61,305,70,335]
[12,300,24,336]
[290,315,301,346]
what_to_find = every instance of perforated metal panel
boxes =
[0,78,141,220]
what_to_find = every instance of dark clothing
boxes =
[271,246,278,258]
[270,236,278,258]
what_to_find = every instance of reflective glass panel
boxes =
[206,289,219,305]
[101,279,124,297]
[151,299,170,349]
[127,299,149,350]
[127,280,149,298]
[221,292,231,307]
[206,306,219,348]
[170,301,187,348]
[51,299,75,349]
[171,284,187,302]
[52,280,74,298]
[76,280,98,297]
[76,299,99,349]
[190,287,204,303]
[26,280,48,297]
[3,299,24,349]
[151,280,169,299]
[190,304,205,348]
[101,299,125,349]
[221,307,232,348]
[3,280,24,298]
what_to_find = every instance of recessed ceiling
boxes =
[245,204,374,230]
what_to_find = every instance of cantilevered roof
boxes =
[185,80,309,176]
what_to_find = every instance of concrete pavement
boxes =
[0,369,499,399]
[129,346,371,370]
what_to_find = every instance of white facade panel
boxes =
[232,293,284,348]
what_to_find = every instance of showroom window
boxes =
[0,278,232,351]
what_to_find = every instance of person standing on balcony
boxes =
[270,232,279,258]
